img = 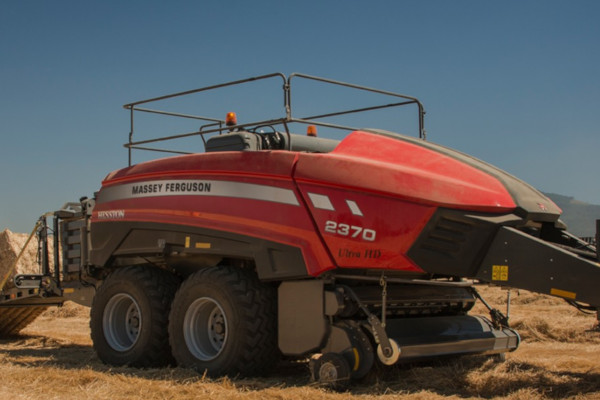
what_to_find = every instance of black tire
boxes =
[168,265,278,377]
[343,322,374,380]
[90,266,180,367]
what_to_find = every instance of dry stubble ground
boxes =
[0,286,599,400]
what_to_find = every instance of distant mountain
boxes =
[544,193,600,237]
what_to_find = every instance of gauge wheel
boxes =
[310,352,351,391]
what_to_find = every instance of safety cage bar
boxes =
[123,72,426,166]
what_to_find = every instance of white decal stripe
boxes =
[98,179,300,206]
[308,193,335,211]
[346,200,364,216]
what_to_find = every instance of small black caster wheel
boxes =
[310,352,351,391]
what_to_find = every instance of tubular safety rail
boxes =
[123,73,426,166]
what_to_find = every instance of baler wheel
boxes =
[344,323,374,379]
[310,352,351,390]
[376,338,401,365]
[168,265,277,377]
[90,266,179,367]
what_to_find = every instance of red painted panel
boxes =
[94,153,336,277]
[298,183,434,272]
[294,131,516,212]
[103,151,299,185]
[94,132,517,277]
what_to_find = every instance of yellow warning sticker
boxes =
[492,265,509,281]
[550,288,576,300]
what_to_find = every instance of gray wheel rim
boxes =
[183,297,228,361]
[103,293,142,351]
[320,361,339,382]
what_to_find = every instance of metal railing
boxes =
[123,72,426,166]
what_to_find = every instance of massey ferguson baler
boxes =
[1,73,598,387]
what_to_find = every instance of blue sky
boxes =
[1,1,599,233]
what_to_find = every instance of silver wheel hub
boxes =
[184,297,228,361]
[320,362,338,381]
[103,293,142,351]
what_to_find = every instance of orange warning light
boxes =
[307,125,317,137]
[225,112,237,126]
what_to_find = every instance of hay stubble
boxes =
[0,287,598,399]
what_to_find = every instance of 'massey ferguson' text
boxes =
[131,182,212,195]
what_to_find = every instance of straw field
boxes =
[0,286,598,400]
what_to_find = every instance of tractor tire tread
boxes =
[90,265,180,367]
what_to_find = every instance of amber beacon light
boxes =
[225,112,237,126]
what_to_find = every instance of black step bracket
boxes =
[14,274,44,289]
[0,285,65,307]
[13,274,61,298]
[470,287,510,329]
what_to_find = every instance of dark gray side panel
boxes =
[89,221,309,281]
[476,226,600,307]
[407,209,501,278]
[278,280,328,355]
